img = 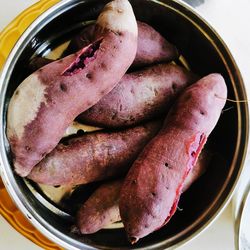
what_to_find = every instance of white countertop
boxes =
[0,0,249,249]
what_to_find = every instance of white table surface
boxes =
[0,0,249,249]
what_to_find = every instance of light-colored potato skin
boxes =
[28,121,161,186]
[78,63,197,128]
[76,150,210,234]
[7,0,138,177]
[119,74,227,243]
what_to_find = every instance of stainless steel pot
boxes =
[0,0,248,249]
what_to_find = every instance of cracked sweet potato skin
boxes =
[78,63,197,128]
[76,150,209,234]
[28,121,161,186]
[7,0,138,177]
[119,74,227,243]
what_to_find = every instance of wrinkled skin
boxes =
[119,74,227,243]
[7,0,138,177]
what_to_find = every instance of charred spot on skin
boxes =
[54,185,61,188]
[165,162,172,169]
[132,180,137,184]
[86,73,92,79]
[151,192,156,197]
[62,39,102,76]
[100,90,106,95]
[100,62,107,70]
[15,90,19,96]
[60,83,67,92]
[25,146,31,152]
[200,110,205,115]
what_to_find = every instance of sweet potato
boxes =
[65,21,178,68]
[119,74,227,243]
[29,21,178,72]
[28,121,161,186]
[77,179,122,234]
[78,63,197,127]
[76,150,210,234]
[133,21,178,67]
[7,0,138,177]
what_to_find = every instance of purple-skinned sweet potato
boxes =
[78,63,197,128]
[119,73,227,243]
[77,179,122,234]
[65,21,178,68]
[7,0,138,177]
[76,150,210,234]
[27,121,161,186]
[29,21,179,72]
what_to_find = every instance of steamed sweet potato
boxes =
[29,21,179,72]
[7,0,138,177]
[76,150,210,234]
[65,21,178,68]
[133,21,178,67]
[119,74,227,243]
[77,180,122,234]
[28,121,161,186]
[78,63,197,127]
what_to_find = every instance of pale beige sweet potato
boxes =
[28,121,161,186]
[119,74,227,243]
[7,0,138,177]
